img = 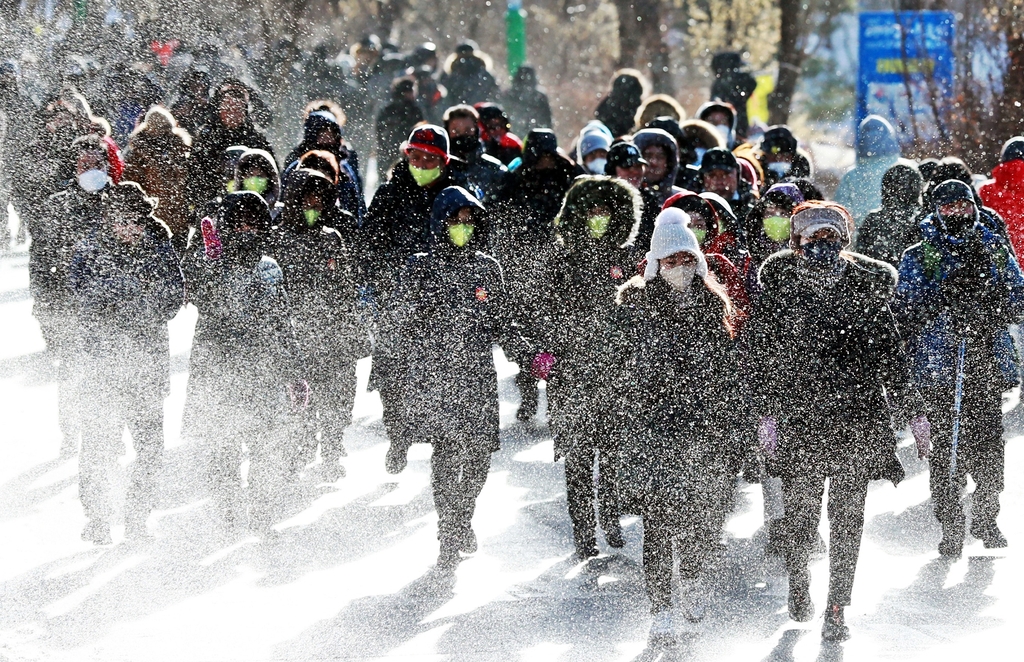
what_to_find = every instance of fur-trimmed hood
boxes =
[554,175,642,250]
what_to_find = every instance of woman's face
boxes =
[659,251,697,270]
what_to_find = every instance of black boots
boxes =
[787,568,814,622]
[822,604,850,642]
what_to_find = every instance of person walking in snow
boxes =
[361,125,470,472]
[895,179,1024,558]
[377,186,522,567]
[529,176,642,558]
[616,209,743,640]
[273,169,366,480]
[70,182,184,543]
[182,192,306,533]
[747,201,931,642]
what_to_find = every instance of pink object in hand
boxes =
[911,414,931,459]
[201,217,223,260]
[758,416,779,459]
[530,352,556,381]
[287,380,311,413]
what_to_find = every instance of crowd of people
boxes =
[3,30,1024,648]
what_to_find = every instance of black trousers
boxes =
[79,378,164,528]
[922,386,1004,538]
[782,466,869,606]
[430,433,492,542]
[642,501,725,613]
[564,438,620,550]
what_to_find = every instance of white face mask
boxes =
[586,157,607,175]
[767,161,792,177]
[693,147,707,165]
[660,262,698,293]
[77,169,109,192]
[713,124,731,145]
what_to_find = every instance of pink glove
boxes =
[201,216,223,260]
[530,352,556,380]
[911,414,931,459]
[287,380,311,413]
[758,416,778,460]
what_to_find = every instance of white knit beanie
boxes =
[643,207,709,280]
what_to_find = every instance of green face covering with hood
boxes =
[431,185,486,250]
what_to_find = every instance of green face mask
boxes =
[304,209,321,226]
[409,164,442,187]
[448,223,475,247]
[763,215,791,243]
[588,214,611,239]
[693,228,708,244]
[243,176,269,195]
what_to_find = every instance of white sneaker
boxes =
[679,577,708,622]
[649,610,675,643]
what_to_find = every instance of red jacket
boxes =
[980,160,1024,257]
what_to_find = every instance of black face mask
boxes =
[802,238,842,265]
[941,213,976,236]
[450,135,480,159]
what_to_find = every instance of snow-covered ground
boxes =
[0,246,1021,662]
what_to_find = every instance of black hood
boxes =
[880,163,923,210]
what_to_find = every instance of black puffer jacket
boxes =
[615,276,742,518]
[274,173,369,371]
[530,176,641,455]
[30,185,106,324]
[745,250,924,482]
[362,161,469,292]
[181,193,302,437]
[376,186,520,448]
[69,222,184,397]
[856,163,924,266]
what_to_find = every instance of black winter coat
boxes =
[182,251,302,436]
[69,226,184,397]
[616,277,742,518]
[274,225,369,379]
[377,243,519,449]
[362,163,468,290]
[30,186,106,324]
[745,250,923,482]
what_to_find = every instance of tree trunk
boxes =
[999,10,1024,138]
[376,0,410,38]
[614,0,643,70]
[613,0,671,94]
[767,0,805,125]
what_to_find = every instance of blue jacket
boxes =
[895,216,1024,387]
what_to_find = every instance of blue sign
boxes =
[857,11,956,147]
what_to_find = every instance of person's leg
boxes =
[515,367,538,421]
[320,360,359,466]
[431,435,464,564]
[78,381,123,543]
[967,434,1007,547]
[376,356,413,473]
[564,440,599,557]
[781,472,825,621]
[209,409,246,529]
[923,388,967,556]
[596,439,623,548]
[448,434,493,553]
[641,511,674,615]
[247,416,290,533]
[124,392,166,537]
[825,469,869,607]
